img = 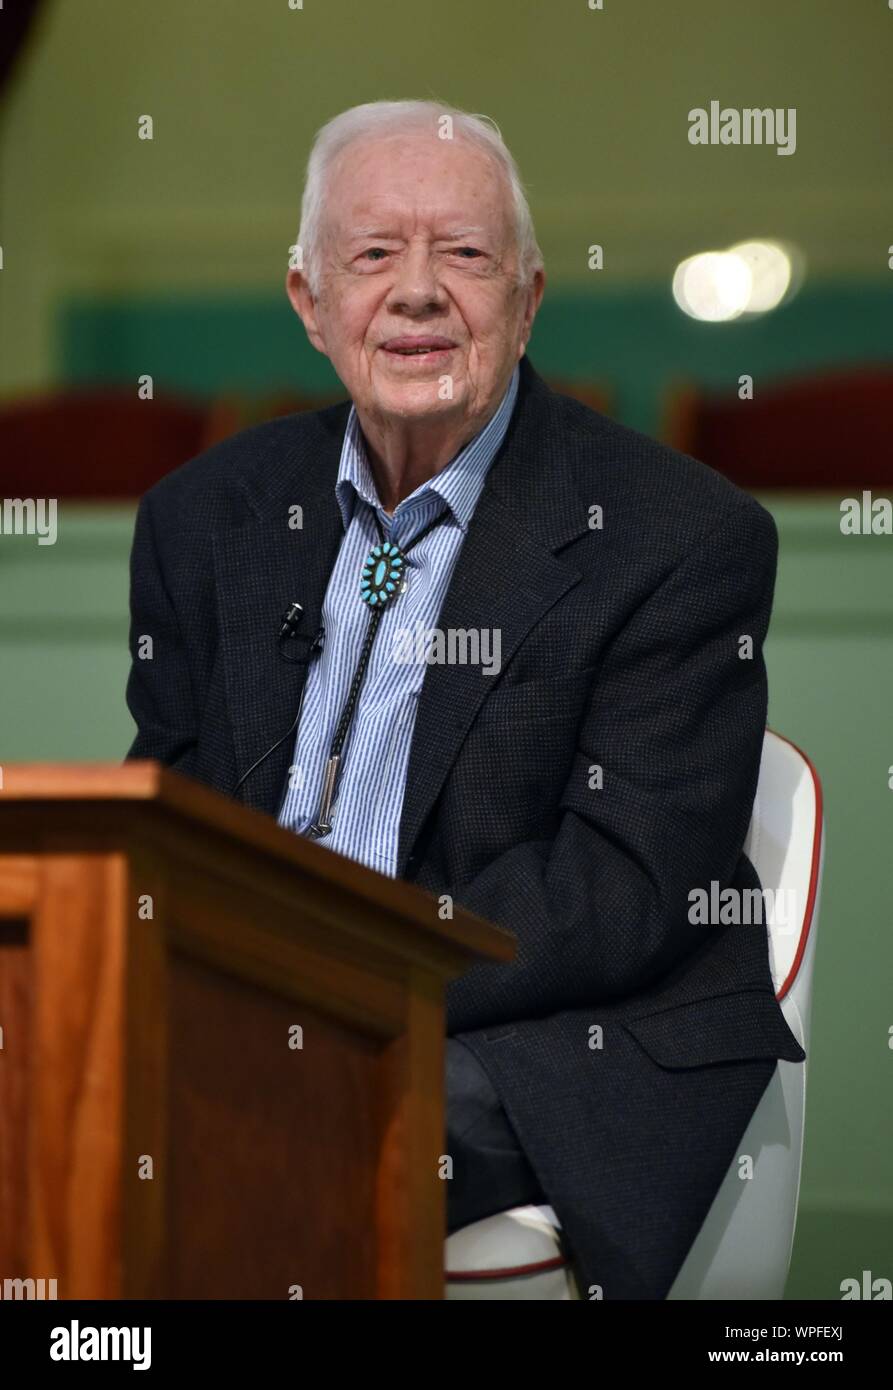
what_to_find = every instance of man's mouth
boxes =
[381,337,457,356]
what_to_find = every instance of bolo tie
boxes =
[304,505,448,840]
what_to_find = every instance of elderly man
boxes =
[126,99,805,1300]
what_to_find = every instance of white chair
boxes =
[445,728,824,1300]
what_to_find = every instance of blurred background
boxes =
[1,0,891,1298]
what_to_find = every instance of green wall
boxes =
[59,283,893,437]
[2,0,892,397]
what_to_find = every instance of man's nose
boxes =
[386,243,446,312]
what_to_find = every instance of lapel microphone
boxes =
[278,600,325,664]
[228,601,325,798]
[278,600,305,641]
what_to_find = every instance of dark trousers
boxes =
[445,1037,547,1234]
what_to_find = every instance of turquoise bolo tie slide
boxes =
[306,540,406,839]
[360,540,407,607]
[307,516,442,840]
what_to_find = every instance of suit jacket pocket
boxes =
[621,989,806,1069]
[472,665,597,729]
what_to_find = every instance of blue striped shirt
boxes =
[278,364,520,876]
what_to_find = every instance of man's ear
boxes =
[286,268,327,355]
[519,268,546,351]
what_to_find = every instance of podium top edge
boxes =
[0,760,516,965]
[0,761,164,800]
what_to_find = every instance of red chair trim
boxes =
[764,727,824,1003]
[446,1252,569,1283]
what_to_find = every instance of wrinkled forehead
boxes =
[323,132,515,245]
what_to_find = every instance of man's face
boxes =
[287,131,544,428]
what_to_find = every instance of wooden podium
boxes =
[0,764,514,1300]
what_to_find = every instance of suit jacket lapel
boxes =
[213,403,348,815]
[395,357,593,875]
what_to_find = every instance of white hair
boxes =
[295,99,543,297]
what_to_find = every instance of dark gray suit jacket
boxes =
[126,353,806,1299]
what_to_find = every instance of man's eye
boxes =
[362,248,389,261]
[452,247,482,258]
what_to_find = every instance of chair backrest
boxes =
[744,728,824,1044]
[666,729,824,1301]
[665,367,893,489]
[0,389,209,499]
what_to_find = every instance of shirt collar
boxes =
[335,363,519,536]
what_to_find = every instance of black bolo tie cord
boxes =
[306,506,448,836]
